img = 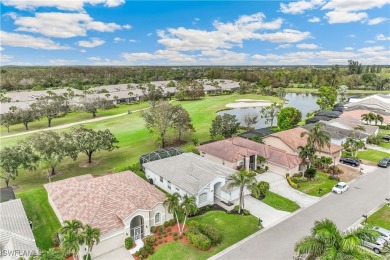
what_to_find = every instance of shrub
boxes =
[174,236,178,241]
[192,147,200,155]
[144,244,154,255]
[159,240,163,244]
[158,235,162,239]
[164,234,167,238]
[163,221,169,227]
[293,172,303,177]
[51,232,60,247]
[134,251,140,257]
[243,209,251,215]
[145,236,156,245]
[187,232,212,250]
[328,175,340,181]
[167,227,171,232]
[329,165,342,175]
[169,219,175,226]
[173,231,178,236]
[125,237,133,250]
[287,176,299,189]
[233,205,240,212]
[199,224,222,244]
[304,167,317,180]
[139,247,148,258]
[150,226,157,233]
[179,235,183,239]
[187,220,200,227]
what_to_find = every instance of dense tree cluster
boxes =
[175,80,205,100]
[210,114,240,139]
[277,107,302,130]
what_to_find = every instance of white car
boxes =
[373,226,390,242]
[332,182,349,194]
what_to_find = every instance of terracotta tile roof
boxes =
[197,137,301,170]
[267,127,342,154]
[340,110,390,125]
[44,171,166,234]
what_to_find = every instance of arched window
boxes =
[199,193,207,205]
[155,212,161,225]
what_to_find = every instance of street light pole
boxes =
[362,214,368,224]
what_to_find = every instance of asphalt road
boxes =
[214,167,390,260]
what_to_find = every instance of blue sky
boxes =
[1,0,389,65]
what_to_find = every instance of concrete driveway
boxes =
[231,195,290,227]
[256,172,320,207]
[94,247,134,260]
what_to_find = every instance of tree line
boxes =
[0,126,118,187]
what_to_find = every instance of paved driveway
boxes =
[256,172,320,207]
[94,247,134,260]
[231,195,290,227]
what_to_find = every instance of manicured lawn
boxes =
[261,191,300,212]
[358,149,389,163]
[17,187,61,250]
[150,211,260,260]
[297,172,338,197]
[366,205,390,230]
[378,142,390,149]
[285,87,390,94]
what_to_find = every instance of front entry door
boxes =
[134,226,141,240]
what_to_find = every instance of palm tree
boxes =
[83,224,100,259]
[301,122,331,153]
[361,113,370,124]
[228,170,257,213]
[368,112,376,125]
[61,230,82,260]
[250,181,270,199]
[37,248,63,260]
[344,137,365,158]
[352,125,366,139]
[295,219,380,260]
[374,114,384,125]
[60,220,84,235]
[297,145,316,168]
[180,195,198,234]
[163,192,181,233]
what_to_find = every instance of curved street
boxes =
[212,167,390,260]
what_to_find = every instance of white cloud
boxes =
[365,40,376,43]
[0,30,71,50]
[80,49,86,52]
[147,33,152,37]
[0,53,14,63]
[368,17,388,25]
[344,47,354,50]
[308,17,321,23]
[77,38,105,48]
[2,0,125,11]
[280,0,325,14]
[0,47,4,51]
[255,29,311,43]
[276,44,293,49]
[376,34,390,41]
[114,37,125,43]
[128,39,137,43]
[88,56,102,61]
[199,50,249,65]
[122,24,132,30]
[347,34,356,38]
[192,18,200,25]
[49,59,78,65]
[11,12,127,38]
[322,0,390,24]
[296,43,319,49]
[122,49,197,64]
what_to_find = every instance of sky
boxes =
[0,0,389,66]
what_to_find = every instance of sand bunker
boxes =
[235,99,268,102]
[226,101,272,108]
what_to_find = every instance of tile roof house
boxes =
[346,94,390,114]
[44,171,172,259]
[263,127,343,161]
[143,153,246,207]
[197,137,302,175]
[0,199,39,260]
[325,116,379,137]
[340,109,390,125]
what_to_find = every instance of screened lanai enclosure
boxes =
[139,147,184,165]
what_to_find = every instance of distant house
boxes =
[0,199,39,260]
[44,171,172,259]
[197,137,301,175]
[346,94,390,114]
[0,187,16,203]
[143,153,245,207]
[263,127,343,161]
[341,109,390,125]
[325,116,379,137]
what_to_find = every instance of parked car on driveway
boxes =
[339,157,360,167]
[373,226,390,242]
[332,182,349,194]
[361,237,388,254]
[378,158,390,168]
[382,135,390,142]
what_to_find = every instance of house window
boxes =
[160,176,163,183]
[199,193,207,205]
[168,181,171,189]
[155,213,160,225]
[175,188,179,191]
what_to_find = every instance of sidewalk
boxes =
[365,144,390,154]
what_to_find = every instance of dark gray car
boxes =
[378,158,390,168]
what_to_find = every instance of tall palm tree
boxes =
[344,137,365,158]
[228,170,257,213]
[60,220,84,235]
[352,125,366,139]
[295,219,380,260]
[61,230,82,260]
[301,122,331,153]
[368,113,376,125]
[361,113,370,124]
[163,192,181,233]
[375,114,384,125]
[180,195,198,234]
[83,224,100,259]
[297,145,316,168]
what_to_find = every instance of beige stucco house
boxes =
[263,127,343,161]
[44,171,172,259]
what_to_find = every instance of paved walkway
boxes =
[95,246,134,260]
[256,172,320,207]
[366,144,390,153]
[231,195,290,227]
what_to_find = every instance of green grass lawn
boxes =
[17,188,61,250]
[358,149,390,163]
[261,191,300,212]
[366,205,390,230]
[149,211,260,260]
[378,142,390,149]
[297,172,338,197]
[285,87,390,94]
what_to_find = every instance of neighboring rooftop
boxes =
[143,153,237,194]
[345,94,390,113]
[326,116,379,136]
[0,199,39,259]
[44,171,166,234]
[0,187,16,203]
[197,137,301,170]
[239,127,278,139]
[340,109,390,125]
[302,123,369,140]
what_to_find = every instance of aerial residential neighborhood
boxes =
[0,1,390,260]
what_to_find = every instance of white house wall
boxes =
[145,168,189,197]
